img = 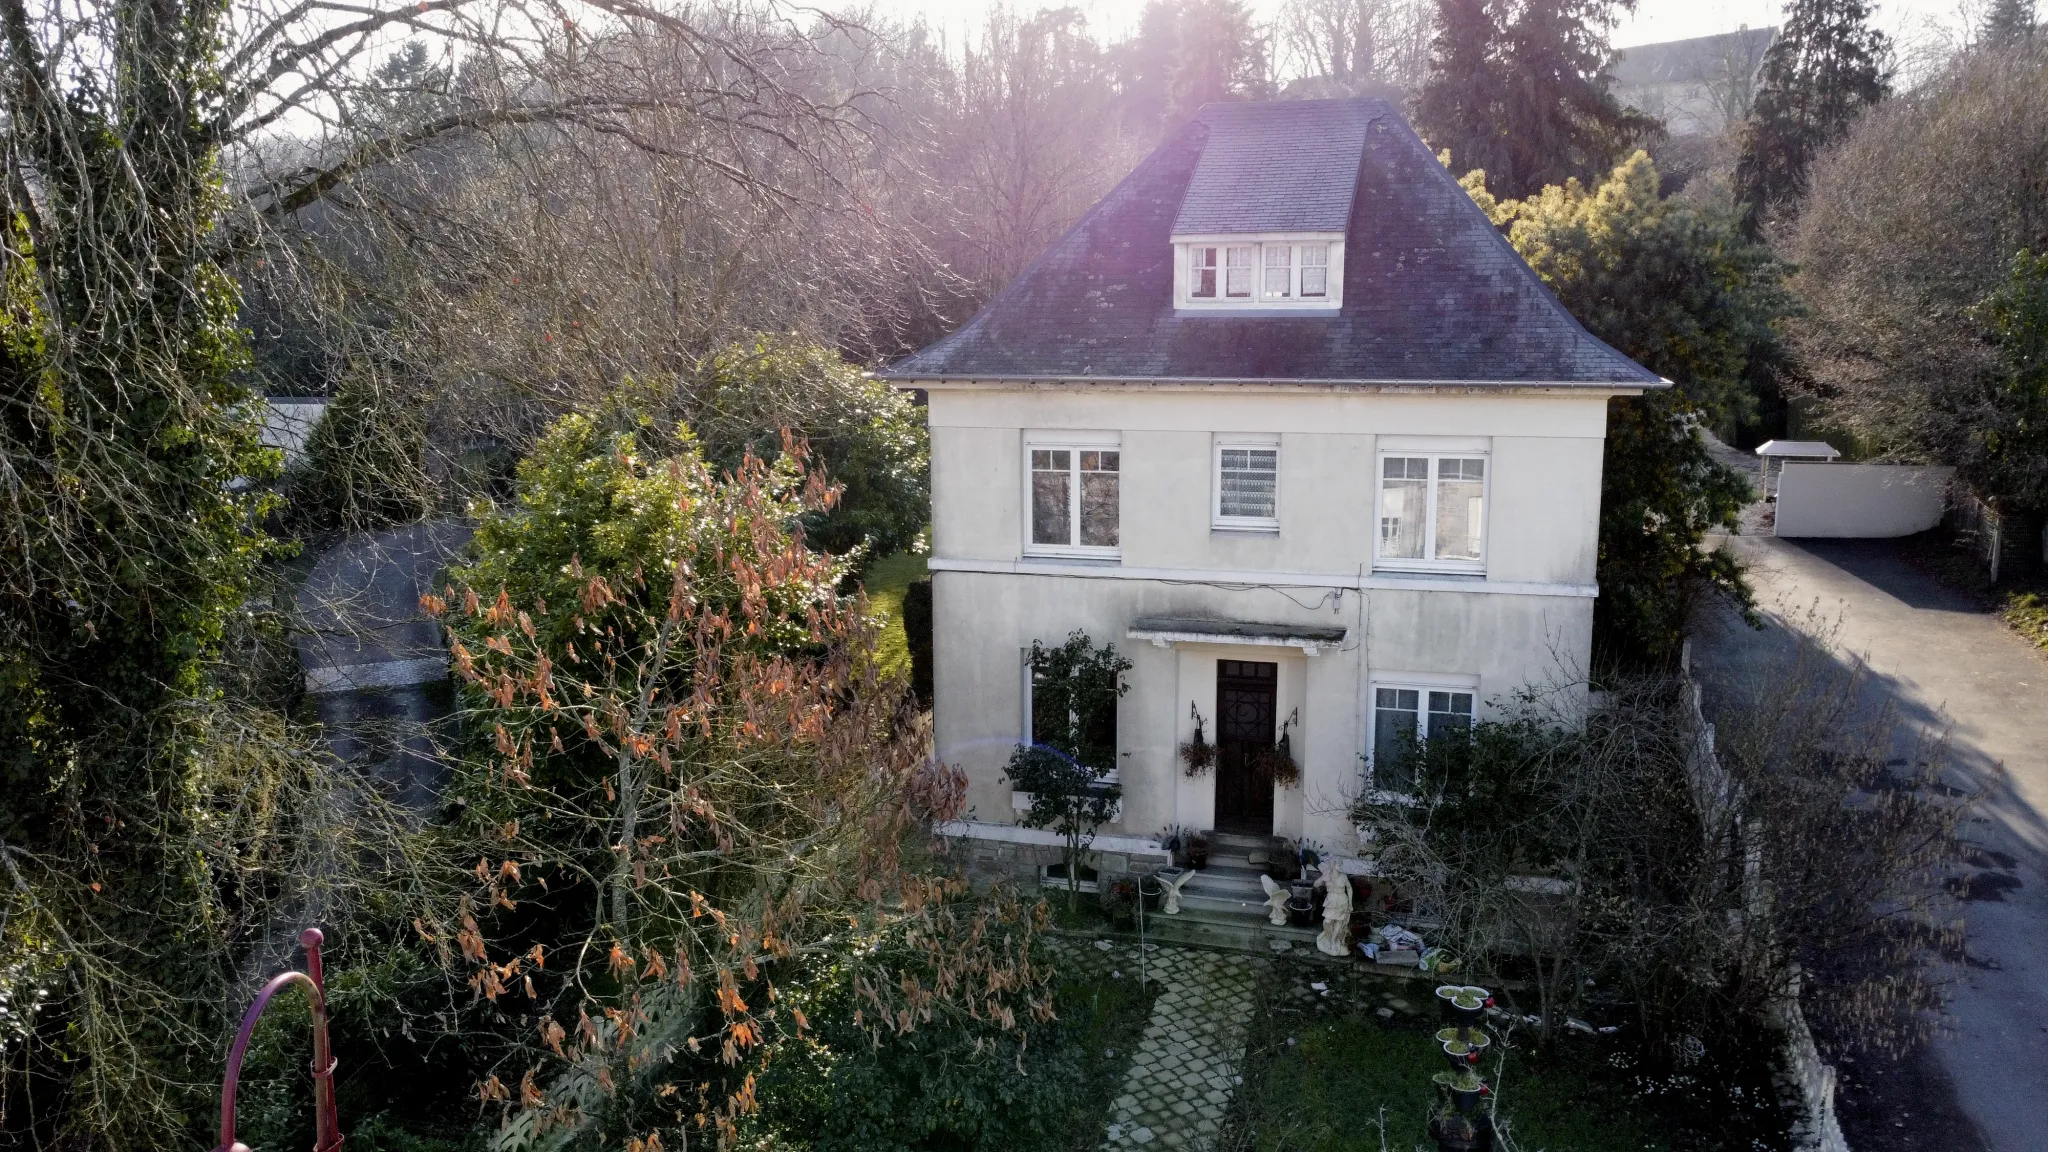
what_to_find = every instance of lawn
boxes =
[1222,963,1790,1152]
[1051,958,1158,1150]
[861,549,927,681]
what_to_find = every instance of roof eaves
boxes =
[873,371,1671,390]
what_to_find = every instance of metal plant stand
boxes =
[1428,984,1496,1152]
[214,928,343,1152]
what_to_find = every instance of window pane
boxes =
[1435,458,1485,562]
[1219,446,1278,519]
[1300,243,1328,297]
[1225,246,1254,297]
[1030,451,1071,546]
[1427,691,1474,739]
[1379,457,1429,560]
[1264,245,1292,297]
[1080,453,1119,547]
[1190,247,1217,298]
[1373,688,1420,792]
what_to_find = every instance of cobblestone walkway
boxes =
[1102,944,1263,1150]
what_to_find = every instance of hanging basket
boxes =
[1255,712,1301,787]
[1179,704,1216,777]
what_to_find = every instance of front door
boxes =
[1214,659,1277,835]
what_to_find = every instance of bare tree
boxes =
[1275,0,1432,94]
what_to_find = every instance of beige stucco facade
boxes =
[918,381,1631,865]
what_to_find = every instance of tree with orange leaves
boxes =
[414,413,1027,1150]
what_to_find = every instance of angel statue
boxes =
[1315,862,1353,957]
[1258,873,1291,926]
[1158,868,1197,915]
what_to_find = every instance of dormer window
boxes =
[1174,235,1343,310]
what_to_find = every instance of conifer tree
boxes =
[1980,0,2038,48]
[1415,0,1652,199]
[1733,0,1890,233]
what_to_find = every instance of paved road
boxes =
[1694,534,2048,1152]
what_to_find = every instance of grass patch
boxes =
[1223,964,1791,1152]
[1051,961,1158,1150]
[2004,591,2048,651]
[861,549,927,681]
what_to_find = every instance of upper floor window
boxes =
[1214,438,1279,529]
[1376,450,1487,573]
[1176,236,1342,310]
[1027,436,1120,557]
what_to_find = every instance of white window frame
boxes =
[1023,430,1121,560]
[1212,435,1281,531]
[1172,234,1344,311]
[1365,673,1480,802]
[1372,440,1490,575]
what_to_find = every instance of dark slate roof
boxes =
[882,97,1662,386]
[1171,101,1368,235]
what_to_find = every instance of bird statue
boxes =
[1159,868,1198,915]
[1315,862,1353,957]
[1258,873,1290,926]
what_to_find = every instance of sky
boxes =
[858,0,1973,53]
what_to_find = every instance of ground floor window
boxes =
[1370,685,1474,795]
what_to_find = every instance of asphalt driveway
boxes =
[1693,534,2048,1152]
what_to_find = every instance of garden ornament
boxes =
[1159,867,1197,914]
[1258,873,1290,926]
[1315,863,1352,957]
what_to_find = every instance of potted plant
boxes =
[1186,830,1211,870]
[1103,876,1139,927]
[1178,704,1216,777]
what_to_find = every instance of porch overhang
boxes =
[1127,615,1347,655]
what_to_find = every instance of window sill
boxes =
[1210,521,1280,534]
[1022,548,1121,564]
[1175,305,1340,318]
[1369,563,1486,581]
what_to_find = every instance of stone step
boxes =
[1207,831,1286,852]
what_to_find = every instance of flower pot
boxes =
[1435,984,1491,1031]
[1187,837,1211,870]
[1286,894,1316,928]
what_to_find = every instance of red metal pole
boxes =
[303,928,343,1152]
[212,929,343,1152]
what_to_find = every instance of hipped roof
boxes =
[882,97,1662,388]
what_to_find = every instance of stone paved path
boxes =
[1101,944,1263,1150]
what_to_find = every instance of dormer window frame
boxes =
[1172,232,1344,312]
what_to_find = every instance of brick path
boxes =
[1101,944,1264,1150]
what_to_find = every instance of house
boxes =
[880,98,1665,897]
[1611,27,1776,138]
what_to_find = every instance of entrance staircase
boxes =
[1140,832,1321,954]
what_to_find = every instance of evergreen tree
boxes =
[1414,0,1503,177]
[1980,0,2038,48]
[1415,0,1653,199]
[1118,0,1271,133]
[1733,0,1890,233]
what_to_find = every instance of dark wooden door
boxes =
[1215,660,1277,835]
